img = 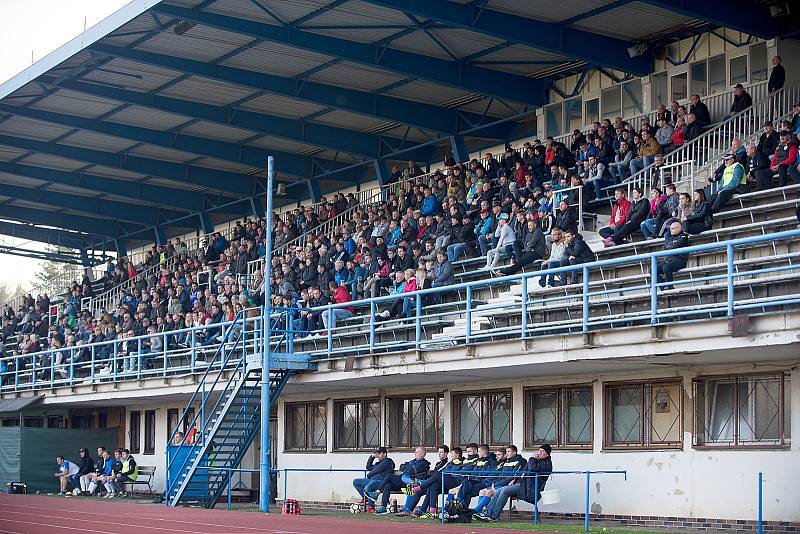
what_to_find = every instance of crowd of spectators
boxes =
[2,79,799,382]
[54,446,138,498]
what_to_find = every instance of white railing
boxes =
[624,82,800,196]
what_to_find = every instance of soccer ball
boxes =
[72,488,81,496]
[349,503,362,514]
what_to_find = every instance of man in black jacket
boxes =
[499,219,546,276]
[758,122,780,161]
[745,143,774,190]
[689,95,711,127]
[768,55,785,93]
[471,445,527,515]
[397,445,449,516]
[657,222,690,291]
[475,444,553,522]
[564,230,595,285]
[729,84,753,117]
[354,447,394,503]
[454,444,497,508]
[375,447,430,514]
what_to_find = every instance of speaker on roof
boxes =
[276,183,287,196]
[652,44,668,61]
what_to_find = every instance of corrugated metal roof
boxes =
[159,76,256,106]
[105,105,190,131]
[138,22,255,63]
[11,154,88,172]
[86,165,145,181]
[426,28,505,60]
[239,93,326,119]
[104,13,163,48]
[82,58,182,93]
[221,41,333,77]
[0,116,74,141]
[130,143,197,164]
[311,109,387,131]
[246,136,321,154]
[488,0,617,23]
[308,61,407,92]
[384,80,475,107]
[387,31,449,61]
[33,89,121,118]
[59,130,140,153]
[205,0,283,25]
[259,0,333,25]
[180,120,254,143]
[571,1,695,40]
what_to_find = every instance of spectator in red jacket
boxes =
[771,131,799,186]
[321,282,353,332]
[598,188,631,240]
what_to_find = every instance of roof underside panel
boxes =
[33,89,121,118]
[572,2,695,40]
[81,58,182,92]
[307,61,407,92]
[239,93,326,119]
[159,76,256,106]
[105,105,192,130]
[485,0,618,22]
[221,41,333,77]
[138,22,256,63]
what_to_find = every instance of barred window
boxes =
[285,402,327,452]
[453,391,512,447]
[144,410,156,455]
[525,386,592,449]
[605,381,682,448]
[385,395,444,449]
[695,374,790,447]
[334,399,380,451]
[129,411,141,454]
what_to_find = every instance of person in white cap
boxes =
[485,212,516,270]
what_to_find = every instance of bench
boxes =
[123,465,156,496]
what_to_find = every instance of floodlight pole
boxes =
[260,155,274,514]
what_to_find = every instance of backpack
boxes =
[444,500,473,523]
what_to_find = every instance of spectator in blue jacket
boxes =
[471,445,527,514]
[454,444,497,507]
[353,447,395,502]
[375,446,430,514]
[420,187,441,216]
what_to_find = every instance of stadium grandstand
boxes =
[1,0,800,531]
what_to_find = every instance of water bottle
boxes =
[390,498,398,513]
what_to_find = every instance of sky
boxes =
[0,0,130,290]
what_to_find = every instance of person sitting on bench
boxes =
[410,447,466,517]
[474,444,552,523]
[353,446,394,504]
[453,444,497,508]
[395,445,449,516]
[472,445,527,515]
[374,446,430,514]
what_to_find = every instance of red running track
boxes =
[0,494,547,534]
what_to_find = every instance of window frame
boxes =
[603,380,683,450]
[332,398,381,452]
[129,411,141,454]
[384,394,444,450]
[728,54,749,86]
[693,373,790,449]
[452,389,513,447]
[167,409,179,441]
[524,384,594,450]
[144,410,156,455]
[284,401,328,453]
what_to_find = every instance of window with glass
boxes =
[167,409,179,440]
[585,98,599,126]
[144,410,156,455]
[694,374,790,447]
[47,415,65,428]
[386,395,444,449]
[750,43,768,83]
[525,386,593,449]
[24,417,43,428]
[708,54,727,94]
[671,72,688,102]
[601,86,621,121]
[285,402,327,452]
[453,391,512,446]
[545,102,563,137]
[605,381,682,448]
[691,60,708,97]
[333,399,380,451]
[564,97,583,133]
[652,71,668,107]
[129,411,141,454]
[621,80,643,118]
[729,55,748,86]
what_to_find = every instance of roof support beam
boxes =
[0,159,238,213]
[0,103,354,183]
[87,43,511,138]
[0,133,257,197]
[152,4,548,105]
[0,204,121,237]
[0,221,106,251]
[637,0,775,39]
[41,76,435,162]
[359,0,652,75]
[0,182,193,228]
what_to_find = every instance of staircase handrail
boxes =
[622,82,800,196]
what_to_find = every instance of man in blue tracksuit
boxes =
[472,445,527,514]
[353,447,394,502]
[396,445,449,516]
[454,444,497,507]
[375,446,430,514]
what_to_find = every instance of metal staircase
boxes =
[165,308,312,508]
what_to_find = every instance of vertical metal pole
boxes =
[727,243,735,318]
[465,286,472,344]
[260,155,275,514]
[415,294,422,350]
[582,266,590,333]
[758,472,763,534]
[227,468,232,510]
[441,470,445,525]
[534,475,539,524]
[650,255,659,325]
[283,468,288,504]
[521,276,528,338]
[369,301,376,352]
[584,471,591,532]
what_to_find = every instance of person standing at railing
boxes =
[689,95,711,127]
[768,56,785,94]
[711,153,746,213]
[729,84,753,118]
